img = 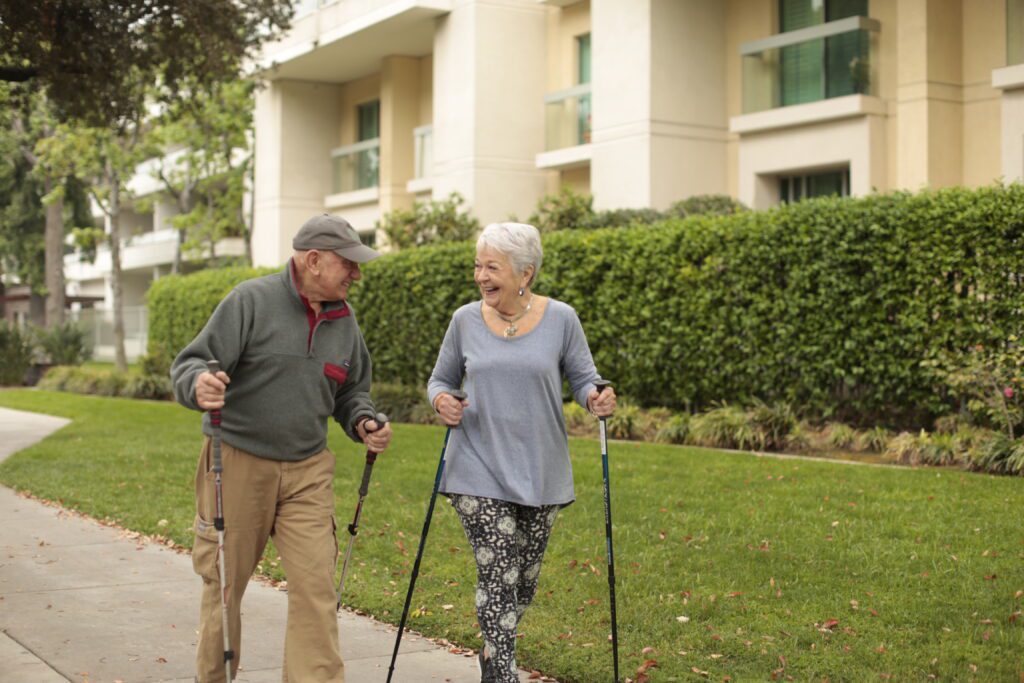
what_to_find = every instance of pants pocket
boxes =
[192,515,220,583]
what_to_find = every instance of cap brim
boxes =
[334,244,381,263]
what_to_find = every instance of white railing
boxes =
[331,138,381,194]
[414,124,433,180]
[544,83,592,151]
[71,305,149,362]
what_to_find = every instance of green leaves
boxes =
[149,185,1024,430]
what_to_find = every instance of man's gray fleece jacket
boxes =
[170,262,377,461]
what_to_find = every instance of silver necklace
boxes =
[494,295,534,338]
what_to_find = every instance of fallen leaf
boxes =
[641,646,656,654]
[822,619,840,630]
[676,615,690,623]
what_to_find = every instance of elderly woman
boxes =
[428,222,616,683]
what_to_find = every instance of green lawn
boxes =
[1,389,1022,682]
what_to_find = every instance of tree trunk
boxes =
[43,176,65,327]
[29,291,46,327]
[107,166,128,372]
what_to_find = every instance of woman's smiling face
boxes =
[474,247,529,313]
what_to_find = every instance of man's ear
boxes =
[304,249,322,275]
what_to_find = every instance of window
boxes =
[577,33,592,145]
[1010,0,1024,66]
[356,100,380,190]
[779,168,850,203]
[779,0,869,106]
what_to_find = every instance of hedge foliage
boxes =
[146,266,275,363]
[147,185,1024,427]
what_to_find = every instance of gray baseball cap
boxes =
[292,214,380,263]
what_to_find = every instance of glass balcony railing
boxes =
[741,15,880,114]
[414,124,433,180]
[331,138,380,194]
[544,83,592,152]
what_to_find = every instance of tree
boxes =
[0,0,293,126]
[0,84,92,327]
[38,71,159,371]
[150,78,256,271]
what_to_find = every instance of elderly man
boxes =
[171,214,393,683]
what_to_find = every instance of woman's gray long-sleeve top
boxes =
[427,298,602,507]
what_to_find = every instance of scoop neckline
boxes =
[476,298,552,341]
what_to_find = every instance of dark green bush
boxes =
[33,321,92,365]
[148,185,1024,430]
[0,322,33,385]
[377,192,480,250]
[668,194,746,219]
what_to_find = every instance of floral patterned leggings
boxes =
[449,494,560,683]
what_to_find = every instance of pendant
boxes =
[504,324,517,338]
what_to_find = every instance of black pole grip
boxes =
[450,389,467,401]
[594,379,612,394]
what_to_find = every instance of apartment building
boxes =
[249,0,1024,267]
[61,153,246,359]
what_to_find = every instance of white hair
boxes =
[476,222,543,285]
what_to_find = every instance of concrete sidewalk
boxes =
[0,406,540,683]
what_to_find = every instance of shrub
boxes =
[151,185,1024,431]
[668,194,746,218]
[968,432,1024,475]
[33,321,92,365]
[528,186,595,233]
[885,431,926,465]
[607,402,641,440]
[377,192,481,250]
[563,401,593,436]
[0,322,33,385]
[923,340,1024,438]
[123,373,174,400]
[748,401,797,451]
[655,414,690,444]
[825,423,858,450]
[371,383,430,424]
[785,420,813,452]
[855,426,892,453]
[689,404,755,450]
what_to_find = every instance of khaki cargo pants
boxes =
[193,438,343,683]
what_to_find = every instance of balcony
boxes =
[331,139,380,194]
[741,15,879,115]
[544,83,591,151]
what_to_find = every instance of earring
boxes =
[518,288,524,296]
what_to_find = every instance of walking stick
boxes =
[594,379,620,683]
[337,412,390,610]
[206,359,234,683]
[386,389,467,683]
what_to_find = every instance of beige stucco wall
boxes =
[962,0,1004,185]
[338,74,381,146]
[431,0,549,224]
[253,80,342,267]
[546,0,590,92]
[724,0,774,199]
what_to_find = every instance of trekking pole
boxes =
[337,412,390,610]
[594,379,620,683]
[386,389,467,683]
[206,359,234,683]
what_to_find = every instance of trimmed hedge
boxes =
[147,185,1024,427]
